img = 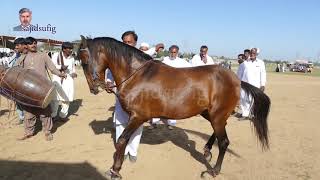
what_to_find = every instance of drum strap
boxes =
[57,52,65,67]
[21,54,27,68]
[46,68,52,81]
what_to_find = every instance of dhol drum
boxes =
[0,65,55,108]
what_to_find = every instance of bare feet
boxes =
[17,134,33,141]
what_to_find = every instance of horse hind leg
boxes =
[201,110,230,178]
[200,110,216,162]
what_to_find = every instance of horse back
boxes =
[121,62,240,119]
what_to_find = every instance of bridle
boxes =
[79,48,151,93]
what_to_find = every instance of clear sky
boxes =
[1,0,319,60]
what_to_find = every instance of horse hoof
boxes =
[105,169,122,180]
[200,169,219,178]
[204,151,212,162]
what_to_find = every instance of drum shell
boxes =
[0,66,55,108]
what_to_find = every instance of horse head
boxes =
[77,35,100,94]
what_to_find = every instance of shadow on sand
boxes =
[0,160,107,180]
[89,116,241,169]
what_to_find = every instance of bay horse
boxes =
[77,36,270,179]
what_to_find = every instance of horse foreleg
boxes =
[106,114,144,179]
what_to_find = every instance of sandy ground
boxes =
[0,70,319,180]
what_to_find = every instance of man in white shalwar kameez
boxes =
[51,42,77,120]
[149,45,191,130]
[239,49,266,120]
[105,31,164,163]
[190,45,215,66]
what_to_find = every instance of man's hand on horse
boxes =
[260,86,265,92]
[106,81,114,93]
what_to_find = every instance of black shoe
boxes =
[234,113,243,118]
[148,124,157,130]
[129,154,137,163]
[124,154,129,161]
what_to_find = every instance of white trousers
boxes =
[151,118,176,126]
[240,89,252,117]
[115,123,143,156]
[51,100,70,118]
[114,99,143,157]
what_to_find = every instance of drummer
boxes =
[9,38,27,125]
[14,36,66,141]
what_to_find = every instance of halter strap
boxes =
[109,60,151,90]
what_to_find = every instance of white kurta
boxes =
[237,62,246,80]
[190,54,215,66]
[240,58,266,88]
[51,52,75,102]
[162,56,192,68]
[239,58,266,117]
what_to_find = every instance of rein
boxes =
[108,60,151,90]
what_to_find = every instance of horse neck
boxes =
[106,55,145,87]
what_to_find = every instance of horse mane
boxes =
[89,37,153,65]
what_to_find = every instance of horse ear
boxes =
[80,35,87,48]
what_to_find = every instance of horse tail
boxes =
[240,81,271,150]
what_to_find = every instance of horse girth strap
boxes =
[108,60,151,90]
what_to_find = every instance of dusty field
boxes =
[0,70,319,180]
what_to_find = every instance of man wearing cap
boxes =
[139,42,164,57]
[238,49,266,120]
[251,47,260,56]
[190,45,215,66]
[14,37,66,141]
[139,42,150,51]
[51,42,77,121]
